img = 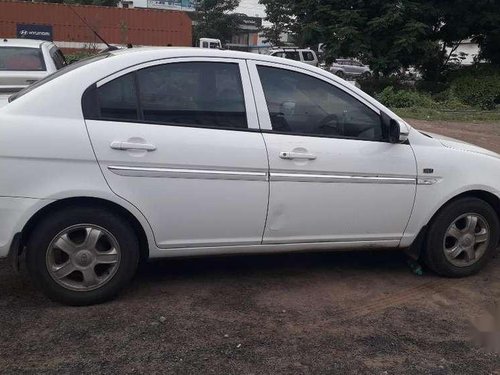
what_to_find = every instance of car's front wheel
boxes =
[424,197,499,277]
[26,206,140,305]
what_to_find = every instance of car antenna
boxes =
[66,4,119,51]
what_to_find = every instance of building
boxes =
[118,0,269,50]
[0,0,192,52]
[119,0,195,11]
[228,14,263,50]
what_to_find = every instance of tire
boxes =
[336,70,345,78]
[26,206,140,306]
[423,197,500,277]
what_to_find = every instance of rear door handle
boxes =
[110,141,157,151]
[279,151,317,160]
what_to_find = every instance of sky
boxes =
[131,0,267,19]
[234,0,266,18]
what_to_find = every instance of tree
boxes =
[258,0,293,46]
[473,0,500,65]
[260,0,500,77]
[192,0,241,46]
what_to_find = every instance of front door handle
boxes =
[110,141,157,151]
[279,151,317,160]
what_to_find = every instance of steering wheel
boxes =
[318,114,343,135]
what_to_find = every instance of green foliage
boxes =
[65,50,96,64]
[259,0,500,79]
[192,0,241,45]
[452,74,500,110]
[358,77,410,97]
[394,107,500,122]
[376,87,435,108]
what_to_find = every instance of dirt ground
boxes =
[1,120,499,375]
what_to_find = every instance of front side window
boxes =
[91,62,248,130]
[0,47,46,71]
[257,66,383,141]
[284,51,300,61]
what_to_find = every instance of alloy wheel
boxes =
[46,224,121,291]
[443,213,490,267]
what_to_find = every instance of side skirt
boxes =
[148,240,400,259]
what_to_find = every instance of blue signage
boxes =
[16,24,53,42]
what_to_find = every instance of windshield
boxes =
[9,53,110,102]
[0,47,46,71]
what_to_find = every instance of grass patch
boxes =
[393,107,500,122]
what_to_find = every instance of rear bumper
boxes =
[0,197,47,258]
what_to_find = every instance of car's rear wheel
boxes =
[26,206,140,305]
[335,70,345,78]
[424,197,499,277]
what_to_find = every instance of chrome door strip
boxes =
[270,171,416,185]
[108,165,268,181]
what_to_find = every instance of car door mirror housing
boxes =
[381,112,409,143]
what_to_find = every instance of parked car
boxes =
[268,48,319,66]
[330,58,371,78]
[1,48,499,305]
[0,38,66,107]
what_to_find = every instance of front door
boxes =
[84,58,269,249]
[248,61,417,246]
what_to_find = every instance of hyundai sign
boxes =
[16,24,53,41]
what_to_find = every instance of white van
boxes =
[199,38,222,49]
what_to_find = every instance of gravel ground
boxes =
[1,120,499,375]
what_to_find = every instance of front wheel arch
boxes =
[406,190,500,259]
[19,197,150,264]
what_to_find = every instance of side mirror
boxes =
[381,112,409,143]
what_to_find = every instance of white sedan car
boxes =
[0,39,66,107]
[1,48,499,305]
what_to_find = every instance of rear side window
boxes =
[98,73,138,121]
[50,48,66,70]
[302,51,315,61]
[0,47,46,71]
[88,62,248,130]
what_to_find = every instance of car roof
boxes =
[0,38,51,48]
[110,47,314,64]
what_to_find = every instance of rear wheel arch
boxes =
[19,197,150,263]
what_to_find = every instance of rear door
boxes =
[84,58,269,249]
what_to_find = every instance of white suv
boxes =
[268,48,319,66]
[1,48,499,305]
[329,58,371,78]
